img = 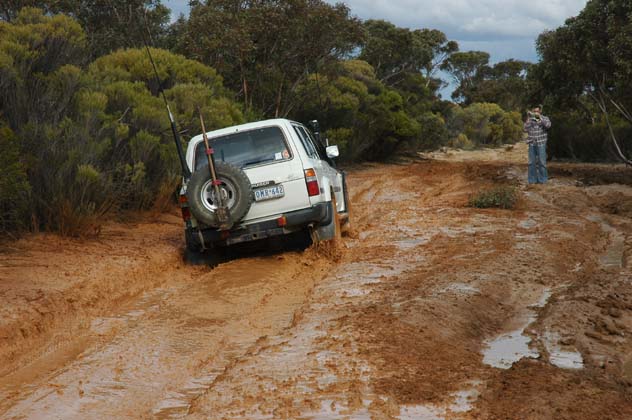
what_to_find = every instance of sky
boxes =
[163,0,587,96]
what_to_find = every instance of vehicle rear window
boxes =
[194,126,291,171]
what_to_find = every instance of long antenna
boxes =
[141,10,191,180]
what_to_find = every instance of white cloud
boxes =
[333,0,586,41]
[162,0,586,93]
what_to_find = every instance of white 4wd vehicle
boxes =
[180,118,350,255]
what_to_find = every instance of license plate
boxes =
[254,184,285,202]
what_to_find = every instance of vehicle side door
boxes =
[291,124,328,203]
[303,126,344,211]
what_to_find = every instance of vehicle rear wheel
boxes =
[186,162,253,229]
[330,193,342,245]
[341,184,352,235]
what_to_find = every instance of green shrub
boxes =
[448,103,524,148]
[469,185,518,209]
[449,133,475,150]
[0,126,31,234]
[0,11,244,235]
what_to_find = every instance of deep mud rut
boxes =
[2,144,632,419]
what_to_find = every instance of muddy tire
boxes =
[341,183,352,235]
[184,248,224,267]
[330,193,342,245]
[186,162,253,228]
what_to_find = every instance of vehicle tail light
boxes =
[304,168,320,197]
[277,216,287,227]
[179,194,191,222]
[181,207,191,222]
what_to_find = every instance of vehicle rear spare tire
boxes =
[186,162,253,228]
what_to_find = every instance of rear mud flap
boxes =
[310,202,335,242]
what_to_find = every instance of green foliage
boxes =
[469,186,518,209]
[447,103,523,147]
[293,60,421,161]
[183,0,364,117]
[0,11,243,235]
[0,124,31,233]
[449,133,474,150]
[547,110,632,162]
[457,60,532,110]
[532,0,632,161]
[359,20,457,87]
[0,8,86,129]
[1,1,171,57]
[441,51,489,101]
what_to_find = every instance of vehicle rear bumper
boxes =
[187,202,331,249]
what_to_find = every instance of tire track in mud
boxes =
[1,233,332,419]
[186,164,487,419]
[3,157,632,419]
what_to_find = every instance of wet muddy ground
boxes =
[1,144,632,419]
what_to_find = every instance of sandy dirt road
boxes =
[1,144,632,419]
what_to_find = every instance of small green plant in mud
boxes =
[469,185,518,209]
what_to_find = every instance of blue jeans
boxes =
[528,143,548,184]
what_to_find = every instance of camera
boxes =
[527,111,541,122]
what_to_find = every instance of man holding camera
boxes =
[524,106,551,184]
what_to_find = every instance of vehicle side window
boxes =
[299,126,324,159]
[293,125,318,159]
[303,127,328,160]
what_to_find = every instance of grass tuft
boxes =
[469,185,518,209]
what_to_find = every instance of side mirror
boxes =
[325,145,339,159]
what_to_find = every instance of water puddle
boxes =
[435,283,480,296]
[397,381,481,419]
[587,215,625,269]
[395,237,429,249]
[518,217,538,229]
[543,331,584,370]
[482,288,550,369]
[398,404,443,420]
[482,323,539,369]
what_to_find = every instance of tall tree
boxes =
[359,20,457,88]
[183,0,364,117]
[454,59,532,110]
[534,0,632,163]
[416,29,458,87]
[441,51,490,102]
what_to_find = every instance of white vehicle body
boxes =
[181,119,348,250]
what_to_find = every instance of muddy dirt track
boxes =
[2,144,632,419]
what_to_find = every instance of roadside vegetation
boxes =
[0,0,630,236]
[469,186,518,210]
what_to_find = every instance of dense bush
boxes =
[293,60,421,161]
[447,103,523,147]
[0,9,243,236]
[0,125,31,234]
[546,110,632,162]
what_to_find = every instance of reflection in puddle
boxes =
[543,331,584,370]
[587,215,625,269]
[397,381,481,420]
[482,289,550,369]
[483,324,539,369]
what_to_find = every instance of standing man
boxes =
[524,106,552,184]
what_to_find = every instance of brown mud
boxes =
[1,143,632,419]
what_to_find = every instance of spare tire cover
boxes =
[186,161,253,228]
